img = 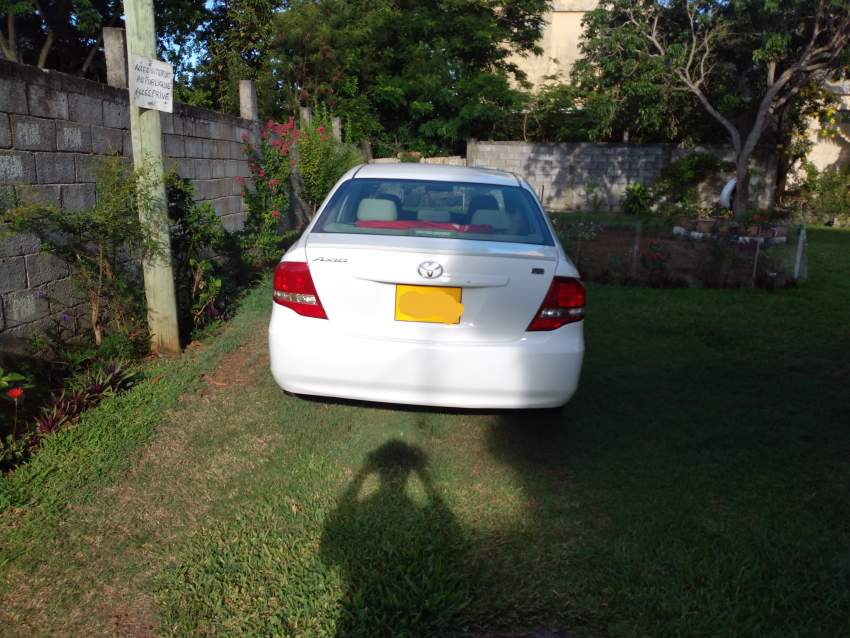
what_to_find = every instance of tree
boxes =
[0,0,206,80]
[609,0,850,216]
[174,0,281,115]
[572,4,723,143]
[265,0,549,155]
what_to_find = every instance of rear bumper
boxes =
[268,304,584,409]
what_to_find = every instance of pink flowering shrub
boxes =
[238,113,362,266]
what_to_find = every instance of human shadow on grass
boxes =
[320,440,471,637]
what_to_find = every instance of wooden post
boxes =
[103,27,128,88]
[299,106,312,127]
[239,80,258,121]
[331,116,342,142]
[630,219,643,280]
[793,225,807,281]
[124,0,181,354]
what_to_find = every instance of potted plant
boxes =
[674,214,696,231]
[696,217,717,234]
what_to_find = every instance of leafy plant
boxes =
[623,183,654,216]
[653,152,730,216]
[520,81,601,143]
[239,114,361,267]
[166,174,228,332]
[584,182,607,213]
[296,111,363,213]
[0,368,27,395]
[641,241,672,285]
[786,162,850,226]
[34,362,137,437]
[0,432,31,472]
[2,156,162,345]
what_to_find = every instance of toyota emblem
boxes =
[418,261,443,279]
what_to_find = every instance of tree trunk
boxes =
[287,170,312,228]
[1,13,18,62]
[37,30,53,68]
[733,156,751,217]
[90,292,102,346]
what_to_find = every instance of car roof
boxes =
[352,162,521,187]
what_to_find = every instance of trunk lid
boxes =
[304,233,559,343]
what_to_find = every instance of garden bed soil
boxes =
[566,227,794,288]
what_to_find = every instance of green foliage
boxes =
[174,0,278,114]
[1,0,207,79]
[571,0,850,173]
[657,153,728,201]
[2,156,160,346]
[185,0,548,154]
[572,0,719,143]
[0,368,27,394]
[623,183,655,216]
[296,112,363,211]
[166,174,229,332]
[239,118,298,267]
[787,162,850,225]
[238,115,360,267]
[0,432,30,472]
[653,152,730,216]
[584,182,607,213]
[33,362,137,436]
[520,82,598,142]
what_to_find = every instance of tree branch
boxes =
[3,12,17,62]
[626,2,742,152]
[32,0,53,68]
[79,35,102,76]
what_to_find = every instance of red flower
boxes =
[271,210,281,219]
[268,178,281,188]
[6,387,23,400]
[317,125,325,134]
[235,175,246,186]
[241,131,249,143]
[258,169,266,178]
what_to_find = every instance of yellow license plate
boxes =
[395,285,463,324]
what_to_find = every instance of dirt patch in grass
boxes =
[203,342,257,388]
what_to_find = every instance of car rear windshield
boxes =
[312,178,554,246]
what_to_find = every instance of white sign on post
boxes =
[129,55,174,113]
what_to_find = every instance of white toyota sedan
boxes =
[268,163,584,409]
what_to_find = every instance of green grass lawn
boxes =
[1,228,849,637]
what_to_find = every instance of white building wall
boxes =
[508,1,599,87]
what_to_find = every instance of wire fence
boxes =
[551,214,807,290]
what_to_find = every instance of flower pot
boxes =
[675,215,696,231]
[696,218,716,234]
[715,221,732,235]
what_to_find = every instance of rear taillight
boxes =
[527,276,585,331]
[273,261,328,319]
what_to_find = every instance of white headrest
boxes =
[470,208,510,230]
[417,208,450,222]
[357,198,398,221]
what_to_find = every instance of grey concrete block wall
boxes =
[0,59,259,349]
[466,140,775,212]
